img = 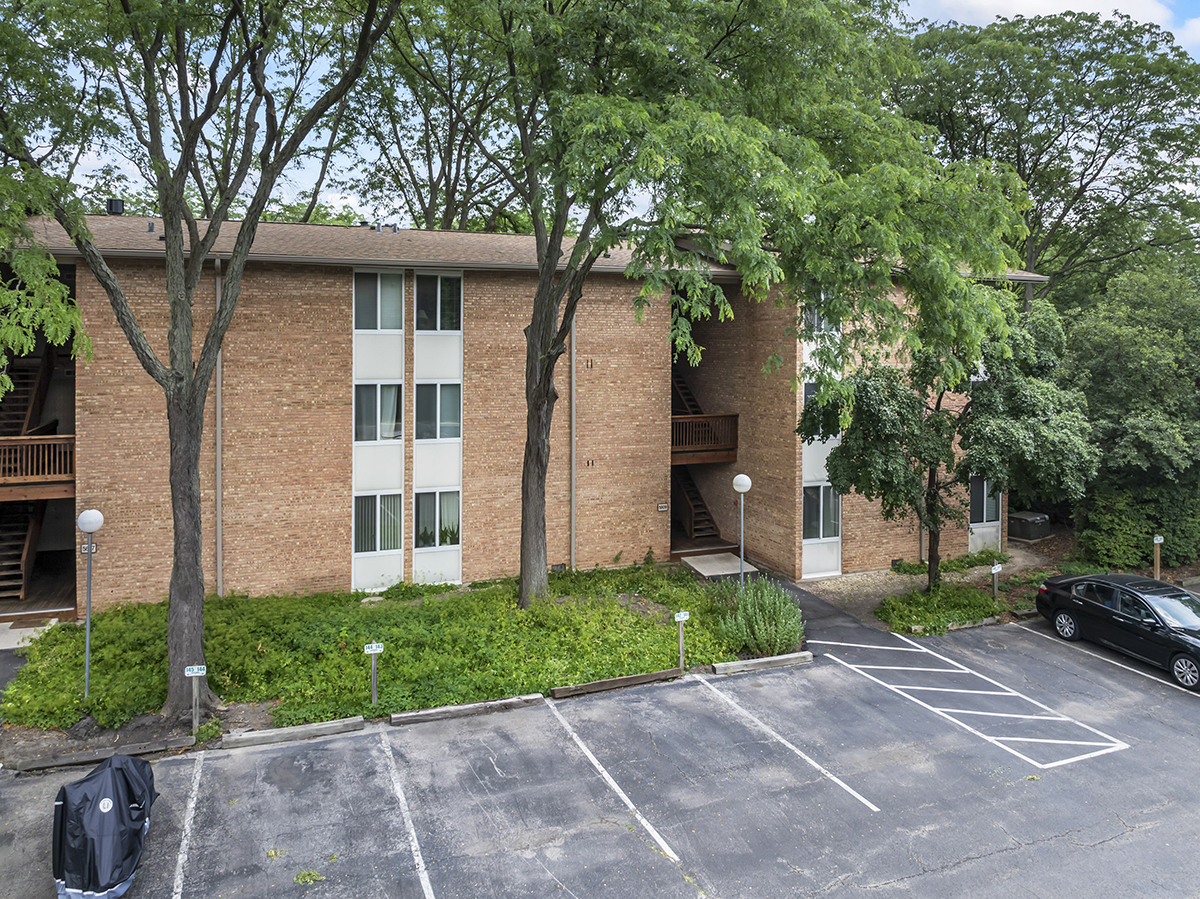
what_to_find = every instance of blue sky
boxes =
[900,0,1200,57]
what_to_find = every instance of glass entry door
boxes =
[802,483,841,578]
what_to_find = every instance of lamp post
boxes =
[733,474,752,588]
[77,509,103,698]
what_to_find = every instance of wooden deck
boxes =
[0,550,75,621]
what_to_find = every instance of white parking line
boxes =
[171,752,205,899]
[811,635,1130,769]
[694,674,880,812]
[381,734,436,899]
[1018,621,1197,695]
[543,697,681,863]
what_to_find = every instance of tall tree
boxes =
[394,0,1028,605]
[0,0,400,716]
[799,296,1096,590]
[894,12,1200,302]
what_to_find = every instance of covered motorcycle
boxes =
[52,754,157,899]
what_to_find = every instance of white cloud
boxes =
[901,0,1200,58]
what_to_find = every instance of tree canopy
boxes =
[800,295,1096,589]
[894,12,1200,303]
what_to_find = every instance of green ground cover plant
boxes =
[875,583,1005,635]
[0,566,736,730]
[890,549,1008,577]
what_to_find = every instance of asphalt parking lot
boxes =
[4,611,1200,898]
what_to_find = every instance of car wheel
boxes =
[1053,610,1080,641]
[1171,654,1200,689]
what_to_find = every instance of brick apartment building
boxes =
[0,215,1011,618]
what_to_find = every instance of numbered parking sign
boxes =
[184,665,206,677]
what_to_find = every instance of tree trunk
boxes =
[160,380,216,717]
[517,345,559,608]
[926,526,942,593]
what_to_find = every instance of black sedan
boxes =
[1037,573,1200,689]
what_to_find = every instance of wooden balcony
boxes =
[671,414,738,465]
[0,435,75,500]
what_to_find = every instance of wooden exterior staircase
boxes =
[0,348,67,603]
[672,466,719,540]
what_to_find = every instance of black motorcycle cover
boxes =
[52,754,157,899]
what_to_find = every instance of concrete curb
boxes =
[712,651,813,675]
[390,693,544,726]
[9,736,197,773]
[550,668,682,699]
[221,715,365,749]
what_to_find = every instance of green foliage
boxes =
[891,550,1008,576]
[1078,484,1200,569]
[897,12,1200,301]
[718,579,805,658]
[0,567,737,729]
[294,871,325,885]
[875,584,1004,635]
[194,718,222,743]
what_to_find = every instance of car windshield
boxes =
[1148,593,1200,629]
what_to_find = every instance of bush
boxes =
[1078,482,1200,569]
[718,579,805,658]
[891,549,1009,577]
[875,583,1004,635]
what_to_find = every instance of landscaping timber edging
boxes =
[8,736,197,773]
[390,693,544,726]
[220,715,365,749]
[549,667,683,699]
[712,652,813,675]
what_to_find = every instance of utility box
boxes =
[1009,511,1051,541]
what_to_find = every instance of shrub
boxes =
[1078,482,1200,568]
[891,549,1009,577]
[875,583,1004,635]
[718,579,805,658]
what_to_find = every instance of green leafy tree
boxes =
[394,0,1027,606]
[895,12,1200,303]
[800,296,1096,590]
[0,0,400,716]
[1064,263,1200,565]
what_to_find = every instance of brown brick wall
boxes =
[75,260,352,609]
[462,271,671,581]
[686,290,804,579]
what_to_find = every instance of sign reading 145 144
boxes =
[184,665,207,677]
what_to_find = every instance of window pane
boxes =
[380,274,403,329]
[354,385,377,441]
[416,275,438,331]
[802,486,821,540]
[439,491,460,546]
[354,273,377,330]
[822,486,840,538]
[985,483,1000,523]
[354,495,376,553]
[969,476,984,524]
[380,385,401,439]
[440,383,461,438]
[415,384,437,439]
[440,276,462,331]
[415,492,436,548]
[380,494,403,551]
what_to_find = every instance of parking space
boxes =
[6,617,1200,898]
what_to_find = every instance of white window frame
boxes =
[414,489,461,550]
[354,271,405,332]
[353,493,404,555]
[414,381,462,441]
[802,483,841,542]
[970,476,1002,524]
[354,382,404,443]
[414,271,463,333]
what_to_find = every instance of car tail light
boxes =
[1037,583,1048,596]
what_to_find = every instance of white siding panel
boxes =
[354,553,406,592]
[413,442,461,489]
[414,334,463,381]
[413,547,462,584]
[354,444,404,492]
[354,333,405,380]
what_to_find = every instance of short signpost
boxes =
[365,643,384,705]
[991,563,1002,599]
[185,665,207,735]
[1154,535,1164,580]
[675,611,689,670]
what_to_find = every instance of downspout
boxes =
[570,315,577,570]
[215,257,224,596]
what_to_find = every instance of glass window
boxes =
[803,485,839,540]
[416,490,460,548]
[355,494,403,554]
[415,273,463,331]
[355,272,404,330]
[415,382,462,440]
[970,476,1001,524]
[355,384,402,441]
